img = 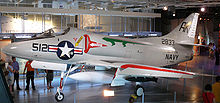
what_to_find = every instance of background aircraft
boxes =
[3,13,200,102]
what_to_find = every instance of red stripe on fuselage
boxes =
[49,48,58,50]
[74,50,82,52]
[120,64,193,75]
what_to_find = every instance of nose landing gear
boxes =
[54,65,82,102]
[55,92,64,102]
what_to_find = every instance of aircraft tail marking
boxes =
[164,13,199,44]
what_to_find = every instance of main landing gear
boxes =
[129,84,144,103]
[135,85,144,97]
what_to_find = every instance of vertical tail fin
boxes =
[164,13,199,44]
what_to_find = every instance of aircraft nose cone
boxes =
[2,43,19,56]
[2,42,29,58]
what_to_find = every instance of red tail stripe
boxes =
[120,64,193,75]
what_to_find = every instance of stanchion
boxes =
[38,93,40,103]
[74,94,76,103]
[174,91,176,103]
[44,72,45,87]
[212,67,214,84]
[23,74,26,99]
[183,78,185,96]
[166,79,169,91]
[183,62,187,96]
[142,93,144,103]
[202,66,204,93]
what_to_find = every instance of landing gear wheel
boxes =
[55,92,64,102]
[135,85,144,97]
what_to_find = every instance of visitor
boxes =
[7,62,15,93]
[212,76,220,103]
[45,70,54,89]
[12,57,22,90]
[23,60,38,90]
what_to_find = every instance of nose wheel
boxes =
[55,92,64,102]
[54,65,80,102]
[55,71,65,102]
[135,85,144,97]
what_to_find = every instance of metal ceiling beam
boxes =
[0,6,161,18]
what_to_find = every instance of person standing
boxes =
[7,62,15,93]
[12,57,22,90]
[45,70,54,89]
[203,84,216,103]
[212,76,220,103]
[23,60,38,90]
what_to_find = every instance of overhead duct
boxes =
[9,0,23,3]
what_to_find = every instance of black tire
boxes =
[134,85,144,97]
[129,96,135,103]
[55,92,64,102]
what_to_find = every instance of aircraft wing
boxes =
[73,59,198,86]
[31,59,211,87]
[76,60,196,79]
[118,64,195,78]
[111,64,197,86]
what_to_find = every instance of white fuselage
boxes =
[3,28,193,67]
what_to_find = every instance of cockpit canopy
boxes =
[30,27,70,40]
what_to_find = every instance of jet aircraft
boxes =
[3,13,203,102]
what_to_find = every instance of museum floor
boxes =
[11,54,220,103]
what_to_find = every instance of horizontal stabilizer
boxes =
[177,42,207,47]
[195,73,217,77]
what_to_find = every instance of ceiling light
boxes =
[163,6,168,11]
[109,34,119,36]
[201,7,205,12]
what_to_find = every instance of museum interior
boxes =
[0,0,220,103]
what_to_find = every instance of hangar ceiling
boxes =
[0,0,220,13]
